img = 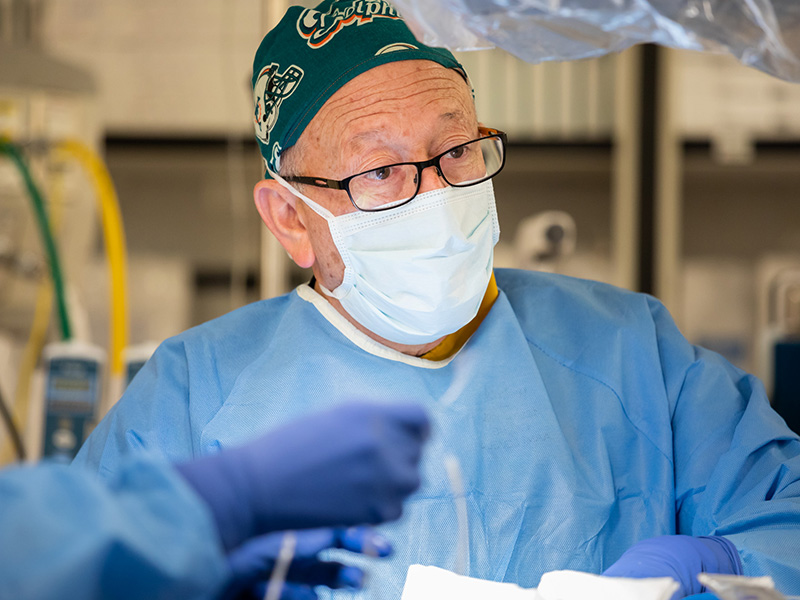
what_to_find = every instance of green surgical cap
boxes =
[251,0,467,178]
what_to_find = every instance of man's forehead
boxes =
[328,60,468,106]
[344,111,475,148]
[314,61,474,132]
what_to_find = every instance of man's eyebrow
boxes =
[439,111,469,124]
[348,130,383,146]
[344,130,388,158]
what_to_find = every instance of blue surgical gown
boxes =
[74,269,800,599]
[0,457,228,599]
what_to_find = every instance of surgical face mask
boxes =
[270,169,500,345]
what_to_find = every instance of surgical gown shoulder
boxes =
[153,290,299,388]
[495,267,670,363]
[73,292,301,469]
[496,267,651,322]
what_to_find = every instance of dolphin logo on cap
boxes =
[253,63,304,144]
[297,1,400,48]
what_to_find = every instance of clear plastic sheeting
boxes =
[392,0,800,82]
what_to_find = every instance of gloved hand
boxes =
[602,535,742,599]
[176,402,429,549]
[222,526,392,600]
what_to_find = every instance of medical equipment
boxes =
[755,261,800,422]
[766,267,800,433]
[0,0,135,465]
[264,531,296,600]
[444,454,469,577]
[0,141,71,342]
[0,381,24,461]
[223,526,385,598]
[1,139,131,463]
[52,141,130,381]
[41,341,104,462]
[0,141,72,463]
[0,2,133,463]
[773,340,800,434]
[123,342,159,390]
[513,211,577,273]
[698,574,794,600]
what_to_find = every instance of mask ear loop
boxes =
[266,168,353,300]
[267,167,337,221]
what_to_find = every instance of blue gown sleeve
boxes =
[648,297,800,592]
[0,457,229,600]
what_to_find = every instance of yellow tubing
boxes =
[2,277,54,466]
[0,169,62,466]
[54,141,129,377]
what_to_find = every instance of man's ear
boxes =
[253,179,315,268]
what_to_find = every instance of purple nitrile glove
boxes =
[222,526,392,600]
[176,402,429,550]
[603,535,742,599]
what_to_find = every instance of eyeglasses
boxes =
[284,127,507,212]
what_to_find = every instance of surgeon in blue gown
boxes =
[73,1,800,598]
[1,402,428,599]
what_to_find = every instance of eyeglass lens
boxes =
[349,136,504,211]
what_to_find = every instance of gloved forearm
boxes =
[176,402,429,550]
[603,535,743,598]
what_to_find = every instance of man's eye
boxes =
[448,146,467,159]
[366,166,393,181]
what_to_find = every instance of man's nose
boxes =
[417,165,449,195]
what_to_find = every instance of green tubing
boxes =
[0,141,72,341]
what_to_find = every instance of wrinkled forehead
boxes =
[305,60,476,154]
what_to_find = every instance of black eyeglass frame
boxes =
[283,127,508,212]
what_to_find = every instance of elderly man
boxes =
[75,1,800,598]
